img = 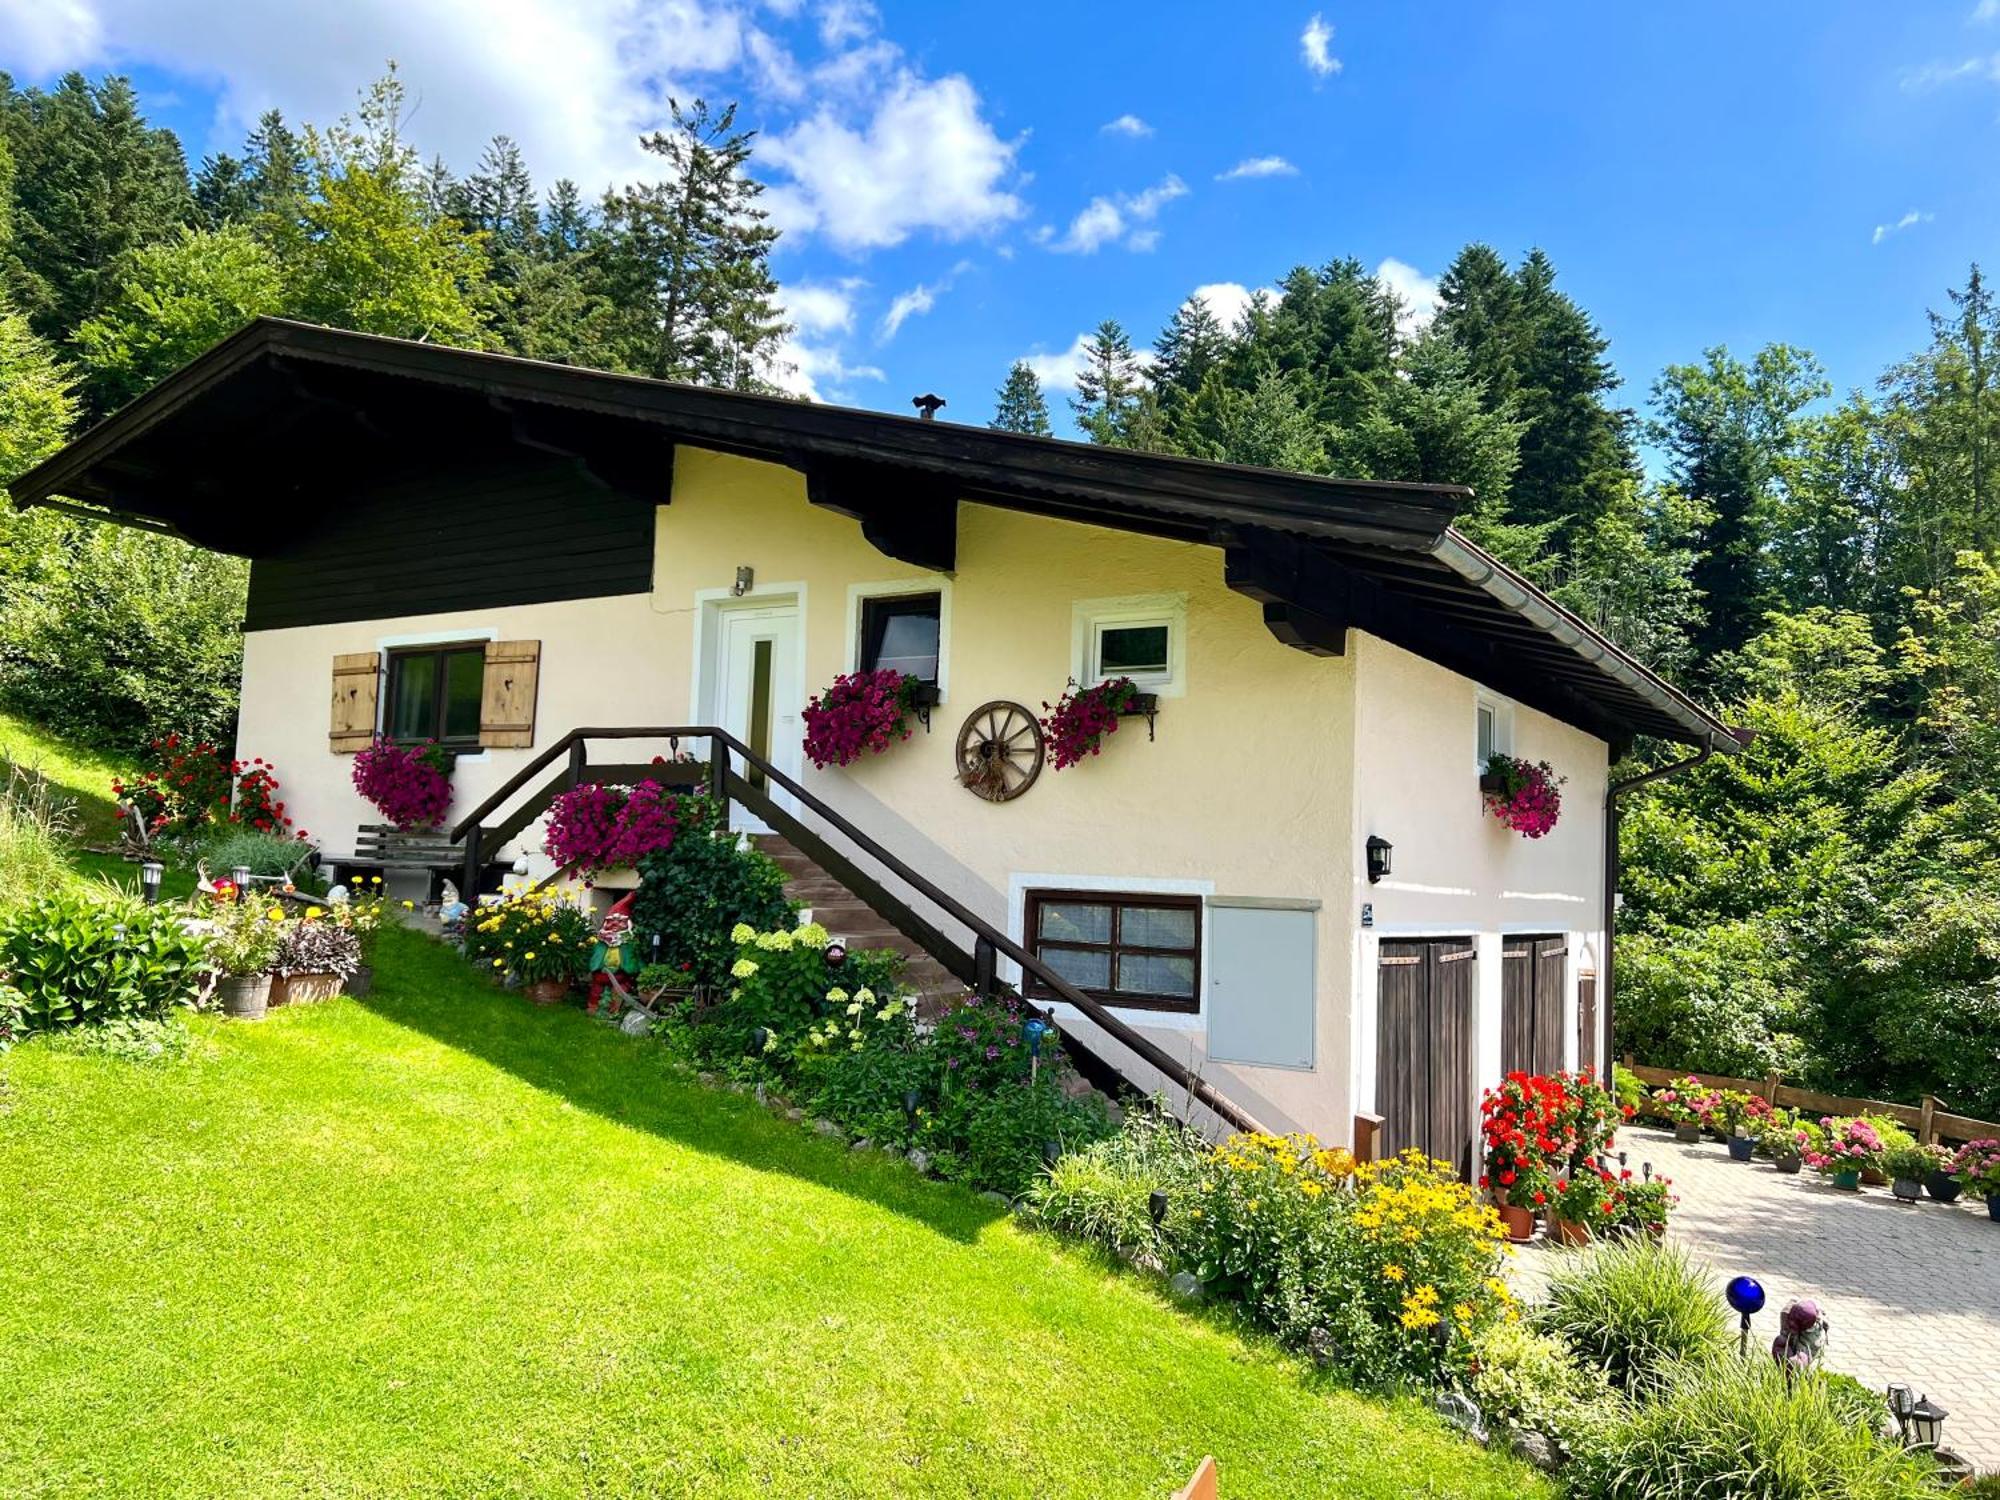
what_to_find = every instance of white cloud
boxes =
[816,0,876,47]
[1872,209,1935,244]
[1974,0,1999,21]
[1901,52,2000,90]
[1216,155,1297,181]
[762,71,1025,250]
[780,279,863,334]
[1014,331,1156,393]
[880,282,935,338]
[1044,173,1188,253]
[1,0,103,73]
[1374,257,1439,338]
[1187,280,1272,333]
[1301,13,1341,78]
[1100,113,1153,137]
[763,336,885,401]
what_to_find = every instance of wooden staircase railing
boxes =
[451,726,1266,1135]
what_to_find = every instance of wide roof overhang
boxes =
[8,318,1742,751]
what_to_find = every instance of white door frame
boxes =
[691,584,806,834]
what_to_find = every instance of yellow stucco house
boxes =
[14,319,1741,1166]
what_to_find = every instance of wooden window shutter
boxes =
[480,640,541,749]
[329,652,381,753]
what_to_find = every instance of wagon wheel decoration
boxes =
[955,700,1045,802]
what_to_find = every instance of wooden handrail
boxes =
[453,724,1265,1134]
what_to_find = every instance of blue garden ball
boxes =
[1726,1275,1766,1317]
[1023,1019,1050,1057]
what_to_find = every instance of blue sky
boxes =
[5,0,2000,449]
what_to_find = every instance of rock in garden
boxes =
[1167,1271,1204,1302]
[697,1072,717,1088]
[753,1083,769,1106]
[1432,1392,1488,1445]
[812,1118,845,1138]
[850,1137,873,1152]
[879,1145,904,1160]
[905,1149,931,1175]
[784,1107,805,1122]
[1510,1430,1560,1472]
[979,1190,1010,1208]
[618,1011,650,1037]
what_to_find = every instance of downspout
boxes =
[1601,738,1719,1080]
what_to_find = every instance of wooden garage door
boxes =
[1376,939,1478,1179]
[1501,935,1567,1078]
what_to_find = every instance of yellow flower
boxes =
[1383,1263,1406,1282]
[401,900,415,910]
[523,951,537,961]
[305,906,324,920]
[492,959,504,969]
[731,957,759,979]
[1189,1207,1204,1220]
[370,876,382,885]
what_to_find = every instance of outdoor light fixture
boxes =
[1725,1275,1766,1357]
[750,1026,772,1055]
[1365,835,1392,885]
[1042,1140,1062,1169]
[902,1088,922,1125]
[1887,1382,1914,1439]
[139,861,164,905]
[231,865,252,903]
[1908,1394,1948,1450]
[1148,1189,1169,1226]
[825,941,846,967]
[732,565,754,597]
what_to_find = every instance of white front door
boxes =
[714,603,801,833]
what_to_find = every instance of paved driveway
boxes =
[1512,1127,2000,1473]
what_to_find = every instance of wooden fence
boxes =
[1623,1059,2000,1147]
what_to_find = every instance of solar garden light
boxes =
[902,1088,922,1127]
[1023,1016,1050,1083]
[824,940,846,966]
[139,860,164,905]
[1725,1275,1766,1358]
[1887,1385,1947,1450]
[231,865,252,903]
[750,1026,772,1056]
[1041,1140,1062,1169]
[1148,1189,1169,1226]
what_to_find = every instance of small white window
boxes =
[1073,594,1187,696]
[1476,692,1512,770]
[846,578,952,699]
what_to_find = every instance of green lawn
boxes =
[0,925,1545,1499]
[0,709,128,846]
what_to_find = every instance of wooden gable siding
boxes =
[244,455,655,631]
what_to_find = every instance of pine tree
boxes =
[193,152,256,227]
[1072,319,1144,445]
[990,360,1052,436]
[596,98,788,389]
[1434,243,1520,407]
[243,109,307,225]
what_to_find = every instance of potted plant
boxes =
[1480,1072,1569,1240]
[332,877,388,995]
[271,909,362,1006]
[1884,1143,1942,1205]
[1040,677,1141,771]
[1652,1076,1706,1144]
[1857,1115,1908,1186]
[1479,752,1565,838]
[1805,1116,1884,1191]
[1548,1169,1620,1247]
[1755,1110,1806,1174]
[467,891,592,1003]
[800,670,931,768]
[1614,1175,1676,1240]
[207,898,284,1020]
[1950,1140,2000,1221]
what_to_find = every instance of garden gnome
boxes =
[1771,1299,1829,1375]
[587,893,643,1016]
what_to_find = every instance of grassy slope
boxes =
[0,926,1546,1499]
[0,708,127,845]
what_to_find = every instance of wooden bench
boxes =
[326,825,472,902]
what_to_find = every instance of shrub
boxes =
[114,738,297,841]
[630,794,793,989]
[1611,1063,1644,1117]
[0,762,77,906]
[800,669,923,768]
[205,896,287,977]
[699,920,899,1069]
[464,891,591,987]
[1538,1238,1727,1393]
[1468,1321,1618,1462]
[1571,1357,1940,1500]
[199,826,316,881]
[273,913,361,979]
[1029,1109,1208,1252]
[1612,1174,1676,1236]
[351,737,452,830]
[1615,922,1803,1081]
[0,888,211,1033]
[944,1079,1113,1197]
[543,778,680,877]
[1882,1141,1943,1182]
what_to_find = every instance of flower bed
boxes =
[351,738,453,830]
[1040,677,1138,770]
[113,736,298,840]
[801,669,925,768]
[1480,753,1564,837]
[465,891,592,990]
[544,779,680,877]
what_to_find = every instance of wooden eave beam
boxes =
[1223,527,1351,656]
[805,459,957,573]
[491,398,674,506]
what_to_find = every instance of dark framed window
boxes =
[385,643,486,748]
[1024,889,1202,1013]
[859,592,941,681]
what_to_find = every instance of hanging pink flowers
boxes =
[352,737,454,830]
[544,779,680,876]
[1041,677,1138,771]
[1481,752,1565,838]
[801,669,923,768]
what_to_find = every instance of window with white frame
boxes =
[1073,594,1187,695]
[1476,692,1513,770]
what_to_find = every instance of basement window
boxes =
[386,643,486,748]
[1024,889,1201,1013]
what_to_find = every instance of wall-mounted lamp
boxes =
[732,565,755,597]
[1365,835,1393,885]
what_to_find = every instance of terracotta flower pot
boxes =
[526,978,570,1005]
[1672,1123,1701,1144]
[1497,1202,1536,1242]
[217,972,271,1021]
[1550,1217,1591,1248]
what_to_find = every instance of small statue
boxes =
[587,893,643,1016]
[1771,1299,1829,1375]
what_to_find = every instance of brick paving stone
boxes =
[1510,1127,2000,1476]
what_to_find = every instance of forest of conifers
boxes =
[2,69,1996,1115]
